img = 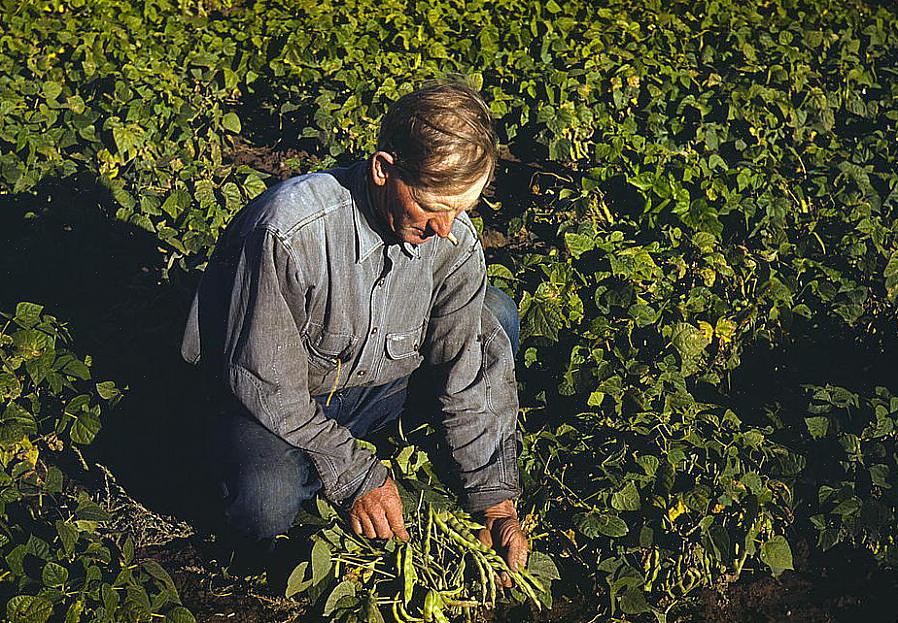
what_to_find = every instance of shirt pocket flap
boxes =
[306,323,355,367]
[385,327,421,360]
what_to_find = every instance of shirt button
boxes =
[376,278,385,288]
[357,369,367,377]
[371,327,378,335]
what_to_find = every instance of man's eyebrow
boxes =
[420,199,479,213]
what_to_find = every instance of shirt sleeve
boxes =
[423,238,523,513]
[202,227,388,507]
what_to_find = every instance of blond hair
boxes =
[377,81,497,195]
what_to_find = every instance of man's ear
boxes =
[370,151,395,187]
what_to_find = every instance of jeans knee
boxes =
[221,452,320,540]
[484,285,520,355]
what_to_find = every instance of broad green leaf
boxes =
[577,511,629,538]
[7,595,53,623]
[96,381,122,401]
[311,539,332,586]
[285,562,312,598]
[161,189,191,220]
[760,535,794,576]
[243,174,267,199]
[14,302,43,328]
[611,481,641,512]
[74,494,111,522]
[42,562,69,587]
[142,559,179,598]
[564,232,595,259]
[55,521,78,556]
[322,580,356,616]
[619,588,651,614]
[670,323,710,359]
[165,606,196,623]
[69,408,101,445]
[804,416,829,439]
[222,112,242,134]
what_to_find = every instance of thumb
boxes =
[478,523,493,549]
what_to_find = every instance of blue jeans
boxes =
[208,285,520,543]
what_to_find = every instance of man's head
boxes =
[368,82,497,245]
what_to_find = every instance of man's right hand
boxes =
[348,475,409,541]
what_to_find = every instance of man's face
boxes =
[370,152,490,246]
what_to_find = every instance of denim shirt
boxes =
[181,161,521,512]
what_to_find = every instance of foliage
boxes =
[0,303,193,623]
[281,442,559,622]
[3,0,898,621]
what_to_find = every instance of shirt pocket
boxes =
[384,323,425,377]
[304,322,356,392]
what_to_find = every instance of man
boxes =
[181,82,528,584]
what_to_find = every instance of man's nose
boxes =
[429,213,455,238]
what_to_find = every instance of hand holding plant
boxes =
[348,475,410,541]
[477,499,529,587]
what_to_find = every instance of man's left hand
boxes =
[476,499,529,587]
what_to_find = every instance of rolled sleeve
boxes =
[220,228,388,506]
[423,239,522,513]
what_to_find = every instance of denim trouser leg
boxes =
[209,285,519,542]
[210,377,409,542]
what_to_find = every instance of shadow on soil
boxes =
[0,174,220,532]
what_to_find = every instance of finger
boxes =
[478,526,493,549]
[508,535,529,572]
[349,514,363,537]
[499,571,512,588]
[370,511,394,540]
[359,513,377,539]
[384,502,409,542]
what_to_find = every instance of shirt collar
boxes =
[351,160,420,263]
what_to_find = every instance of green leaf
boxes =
[161,189,191,220]
[112,125,141,159]
[69,407,101,445]
[55,521,78,556]
[804,416,829,439]
[884,251,898,302]
[311,539,332,586]
[285,562,312,598]
[577,511,629,538]
[619,588,651,614]
[323,580,356,616]
[869,464,891,489]
[74,494,111,522]
[42,81,63,101]
[564,232,595,259]
[142,559,179,599]
[670,322,710,359]
[165,606,196,623]
[243,174,267,199]
[760,535,794,577]
[527,550,560,584]
[222,112,242,134]
[96,381,122,401]
[636,455,659,477]
[7,595,53,623]
[611,481,641,512]
[14,302,43,328]
[42,562,69,587]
